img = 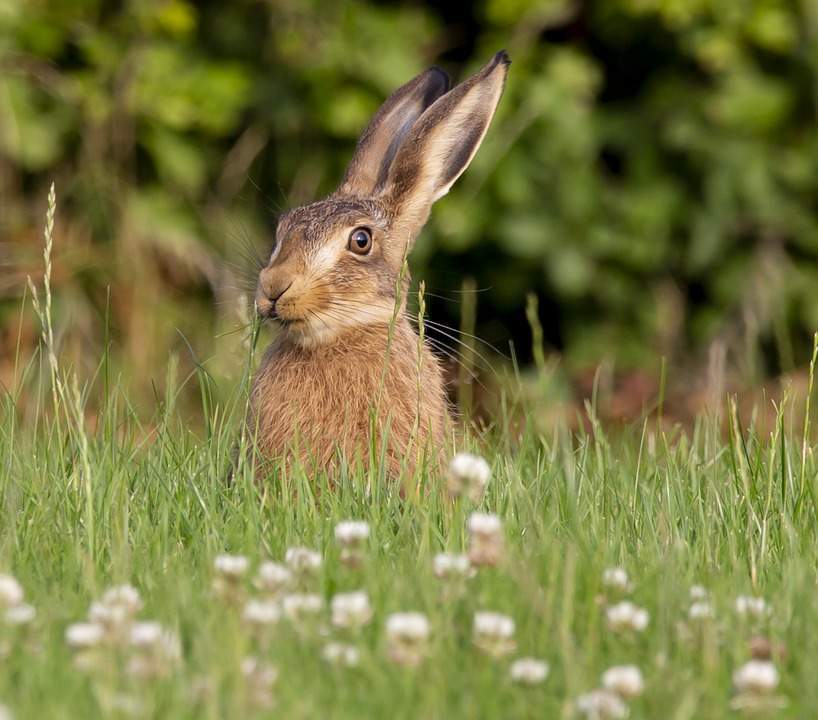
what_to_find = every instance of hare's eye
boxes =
[348,227,373,255]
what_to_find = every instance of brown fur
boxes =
[248,319,448,478]
[246,52,510,480]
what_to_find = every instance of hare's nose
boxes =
[259,268,293,303]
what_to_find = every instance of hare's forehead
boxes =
[276,200,386,247]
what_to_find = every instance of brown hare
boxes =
[247,51,510,478]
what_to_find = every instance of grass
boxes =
[2,200,818,719]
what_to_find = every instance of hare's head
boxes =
[256,51,510,346]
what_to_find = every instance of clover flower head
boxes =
[448,453,491,502]
[0,575,24,608]
[254,562,292,595]
[322,642,360,667]
[385,612,430,666]
[733,660,779,694]
[242,599,282,627]
[602,665,644,698]
[214,554,249,579]
[510,657,550,685]
[473,611,515,657]
[576,689,628,719]
[606,601,649,633]
[331,591,372,630]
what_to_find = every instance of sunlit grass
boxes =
[2,198,818,719]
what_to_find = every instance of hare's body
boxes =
[245,51,509,479]
[249,320,447,475]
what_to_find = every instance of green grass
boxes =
[3,197,818,718]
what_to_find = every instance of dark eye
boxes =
[348,227,373,255]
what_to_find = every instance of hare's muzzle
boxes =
[255,269,293,320]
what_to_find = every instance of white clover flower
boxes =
[735,596,769,619]
[467,513,504,567]
[125,623,181,678]
[689,584,708,601]
[0,575,24,608]
[334,522,370,567]
[254,562,292,595]
[0,704,12,720]
[433,553,474,580]
[129,621,163,647]
[282,593,323,624]
[334,521,370,546]
[284,547,322,574]
[89,601,132,631]
[473,611,516,657]
[240,656,278,709]
[214,554,249,579]
[601,567,632,594]
[448,452,491,502]
[101,584,142,613]
[688,601,714,621]
[65,622,105,649]
[733,660,779,694]
[606,601,649,633]
[386,612,430,641]
[331,591,372,630]
[385,612,431,666]
[4,604,35,626]
[322,642,360,667]
[576,689,628,719]
[510,657,550,685]
[602,665,644,698]
[243,599,282,627]
[241,656,278,684]
[468,512,502,535]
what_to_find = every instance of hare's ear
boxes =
[337,66,450,197]
[381,51,509,248]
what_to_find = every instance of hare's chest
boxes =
[250,344,402,449]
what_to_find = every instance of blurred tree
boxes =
[1,0,817,410]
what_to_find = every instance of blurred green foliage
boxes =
[2,0,818,395]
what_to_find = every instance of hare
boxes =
[246,51,510,478]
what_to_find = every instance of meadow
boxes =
[1,194,817,719]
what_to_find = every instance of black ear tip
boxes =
[428,65,451,92]
[494,50,511,66]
